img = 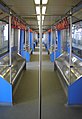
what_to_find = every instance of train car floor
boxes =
[0,45,82,119]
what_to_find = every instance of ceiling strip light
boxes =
[36,6,40,14]
[38,21,44,26]
[37,16,40,21]
[42,6,46,14]
[34,0,48,4]
[34,0,40,4]
[42,0,48,4]
[37,16,45,21]
[42,16,44,20]
[38,21,40,26]
[42,20,43,25]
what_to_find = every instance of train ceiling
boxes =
[0,0,82,32]
[0,9,8,20]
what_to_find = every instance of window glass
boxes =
[0,21,8,55]
[72,21,82,58]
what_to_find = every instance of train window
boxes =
[11,28,15,48]
[0,21,8,56]
[72,21,82,58]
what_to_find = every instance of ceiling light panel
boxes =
[42,16,44,20]
[38,21,43,26]
[37,16,40,20]
[42,6,46,14]
[42,20,43,25]
[36,6,40,14]
[38,21,40,26]
[37,16,45,20]
[42,0,48,4]
[34,0,40,4]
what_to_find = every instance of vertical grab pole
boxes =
[9,14,12,84]
[39,3,42,119]
[54,29,56,60]
[51,26,53,51]
[69,10,72,84]
[24,30,27,60]
[54,29,57,70]
[54,30,56,60]
[25,30,27,50]
[32,31,33,50]
[18,29,20,54]
[28,27,30,51]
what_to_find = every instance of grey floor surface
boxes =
[0,45,82,119]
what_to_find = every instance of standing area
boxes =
[0,44,82,119]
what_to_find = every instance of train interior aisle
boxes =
[0,0,82,119]
[0,44,82,119]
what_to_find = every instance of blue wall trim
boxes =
[30,32,32,49]
[68,77,82,105]
[49,32,51,49]
[21,51,30,62]
[0,77,12,104]
[20,30,24,56]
